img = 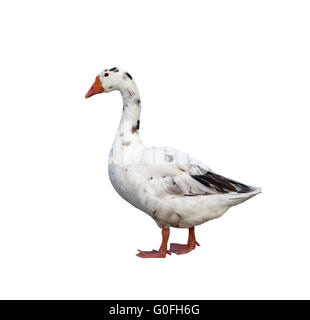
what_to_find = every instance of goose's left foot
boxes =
[136,228,171,259]
[136,249,171,258]
[170,227,200,255]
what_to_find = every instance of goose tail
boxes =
[228,187,262,206]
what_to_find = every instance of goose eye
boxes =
[104,73,109,77]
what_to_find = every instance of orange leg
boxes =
[170,227,200,255]
[137,228,171,258]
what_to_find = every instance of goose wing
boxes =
[140,147,254,197]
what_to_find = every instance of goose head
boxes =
[85,67,134,98]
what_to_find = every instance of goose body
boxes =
[109,146,260,229]
[86,67,261,258]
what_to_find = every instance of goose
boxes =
[85,67,261,258]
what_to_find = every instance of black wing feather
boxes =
[191,171,252,194]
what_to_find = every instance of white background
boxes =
[0,0,309,300]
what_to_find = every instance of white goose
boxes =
[85,67,261,258]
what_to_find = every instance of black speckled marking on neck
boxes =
[131,120,140,133]
[135,98,141,107]
[124,72,133,80]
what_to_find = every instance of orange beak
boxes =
[85,75,104,98]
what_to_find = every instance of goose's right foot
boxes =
[170,227,200,255]
[136,228,170,259]
[169,242,200,255]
